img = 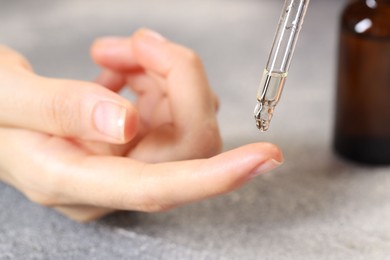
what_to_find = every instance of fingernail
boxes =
[94,37,124,48]
[138,28,166,42]
[93,101,127,141]
[93,37,129,58]
[250,159,283,179]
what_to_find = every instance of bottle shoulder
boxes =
[341,2,390,38]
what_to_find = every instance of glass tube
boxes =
[254,0,310,131]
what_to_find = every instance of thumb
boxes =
[0,70,138,143]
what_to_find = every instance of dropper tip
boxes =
[256,119,270,132]
[254,100,273,132]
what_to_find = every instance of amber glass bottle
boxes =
[334,0,390,165]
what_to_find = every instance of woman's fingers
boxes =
[0,127,283,218]
[93,29,216,129]
[92,29,221,161]
[0,50,138,143]
[95,69,127,92]
[130,30,221,160]
[91,37,140,72]
[64,143,283,211]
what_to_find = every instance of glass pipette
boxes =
[254,0,310,131]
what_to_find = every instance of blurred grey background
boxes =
[1,0,390,259]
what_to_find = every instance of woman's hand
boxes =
[0,29,283,222]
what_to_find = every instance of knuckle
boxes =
[24,190,59,207]
[65,213,96,223]
[69,213,103,223]
[22,159,68,208]
[0,45,32,70]
[193,120,222,158]
[134,192,166,213]
[59,208,114,223]
[180,48,203,68]
[131,173,174,213]
[136,201,173,213]
[15,55,32,70]
[42,91,80,136]
[214,95,220,112]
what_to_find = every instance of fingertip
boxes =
[205,142,284,185]
[133,28,166,42]
[92,36,125,49]
[243,143,284,178]
[217,142,283,165]
[123,104,139,142]
[131,28,171,76]
[92,99,139,144]
[91,37,124,60]
[91,37,138,71]
[254,142,284,164]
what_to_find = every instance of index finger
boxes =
[92,30,217,132]
[62,143,284,212]
[0,128,283,212]
[132,30,216,128]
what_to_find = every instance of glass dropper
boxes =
[254,0,310,131]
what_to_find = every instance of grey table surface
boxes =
[1,0,390,259]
